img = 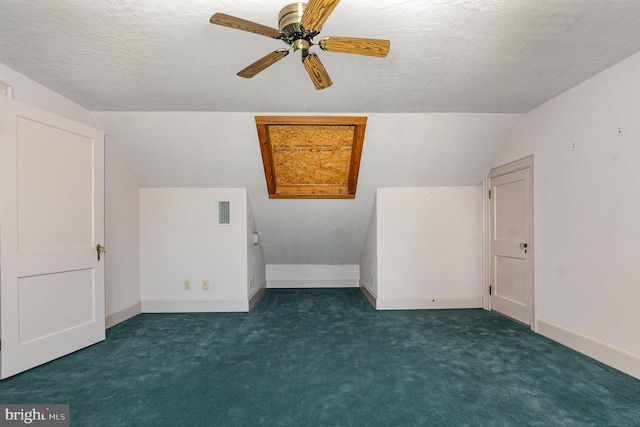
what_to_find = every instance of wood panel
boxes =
[255,116,367,199]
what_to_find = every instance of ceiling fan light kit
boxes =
[210,1,390,90]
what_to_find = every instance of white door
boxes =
[488,156,533,325]
[0,97,105,379]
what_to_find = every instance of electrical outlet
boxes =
[184,280,191,290]
[202,280,209,290]
[250,278,254,288]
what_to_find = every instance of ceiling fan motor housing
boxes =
[279,2,318,48]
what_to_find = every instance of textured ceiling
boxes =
[3,0,640,266]
[2,0,640,113]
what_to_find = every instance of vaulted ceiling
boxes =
[2,1,640,265]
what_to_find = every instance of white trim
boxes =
[489,155,533,178]
[141,299,249,313]
[0,81,13,99]
[537,319,640,380]
[375,296,482,310]
[248,287,266,310]
[267,279,359,288]
[482,177,490,311]
[486,154,536,329]
[106,301,142,329]
[359,285,377,308]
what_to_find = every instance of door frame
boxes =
[483,155,535,330]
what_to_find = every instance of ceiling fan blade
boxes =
[302,53,333,90]
[237,50,289,78]
[210,13,282,39]
[300,0,341,32]
[320,36,390,58]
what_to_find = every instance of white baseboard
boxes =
[106,301,141,328]
[537,319,640,380]
[142,299,249,313]
[248,287,266,310]
[375,296,482,310]
[267,279,359,288]
[359,286,377,308]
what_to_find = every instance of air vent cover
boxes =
[218,200,231,225]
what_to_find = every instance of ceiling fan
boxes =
[210,0,390,90]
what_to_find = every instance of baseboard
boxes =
[106,301,141,328]
[267,279,359,288]
[359,286,377,308]
[141,299,249,313]
[248,287,266,310]
[375,296,483,310]
[537,319,640,380]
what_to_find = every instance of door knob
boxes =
[519,243,528,249]
[96,244,106,261]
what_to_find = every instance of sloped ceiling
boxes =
[2,1,640,265]
[91,111,521,264]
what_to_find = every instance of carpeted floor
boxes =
[1,288,639,426]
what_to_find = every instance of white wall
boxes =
[93,111,521,266]
[139,188,250,312]
[375,187,483,309]
[104,140,141,326]
[0,64,96,128]
[266,265,359,288]
[247,196,266,303]
[359,196,378,299]
[0,62,141,327]
[496,51,640,378]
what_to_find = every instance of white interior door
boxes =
[0,97,105,379]
[488,157,533,325]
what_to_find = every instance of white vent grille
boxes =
[218,200,231,225]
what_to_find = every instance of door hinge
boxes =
[488,190,492,199]
[489,285,492,295]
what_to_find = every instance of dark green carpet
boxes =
[1,288,639,426]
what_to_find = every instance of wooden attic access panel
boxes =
[255,116,367,199]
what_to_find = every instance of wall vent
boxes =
[218,200,231,225]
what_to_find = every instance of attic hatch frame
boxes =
[255,116,367,199]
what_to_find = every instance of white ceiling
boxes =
[2,0,640,113]
[2,1,640,265]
